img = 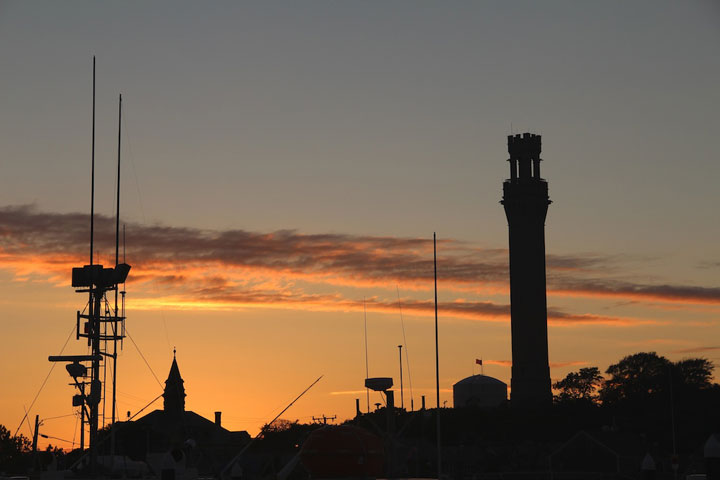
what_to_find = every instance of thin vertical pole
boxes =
[90,56,95,267]
[88,56,96,472]
[122,224,127,345]
[112,94,122,425]
[397,286,414,411]
[80,392,85,451]
[434,232,441,478]
[398,345,404,409]
[110,94,122,459]
[115,94,122,267]
[32,415,39,471]
[90,290,101,473]
[363,298,370,413]
[669,366,678,479]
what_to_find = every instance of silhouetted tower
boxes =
[163,349,186,415]
[501,133,552,407]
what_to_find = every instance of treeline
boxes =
[551,351,719,452]
[0,424,64,474]
[553,351,715,406]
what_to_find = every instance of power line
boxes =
[42,413,76,421]
[14,325,76,437]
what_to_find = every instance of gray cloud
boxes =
[1,205,717,316]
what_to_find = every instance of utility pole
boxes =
[433,233,442,479]
[32,415,40,472]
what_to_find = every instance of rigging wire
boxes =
[42,413,77,421]
[221,376,323,477]
[40,434,74,445]
[121,100,146,223]
[121,102,173,353]
[127,393,163,421]
[22,406,34,438]
[125,327,163,389]
[396,286,414,410]
[14,324,76,437]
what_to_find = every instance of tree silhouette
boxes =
[599,352,714,407]
[0,424,31,473]
[600,352,672,405]
[675,357,714,389]
[553,367,603,404]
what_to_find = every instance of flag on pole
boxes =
[476,359,482,366]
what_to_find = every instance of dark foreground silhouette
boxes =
[4,352,719,479]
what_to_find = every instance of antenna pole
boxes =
[90,57,95,266]
[398,344,404,410]
[88,56,99,473]
[363,298,370,414]
[115,94,122,266]
[434,232,442,478]
[52,57,131,477]
[111,94,122,430]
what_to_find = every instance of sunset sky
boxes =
[1,1,719,449]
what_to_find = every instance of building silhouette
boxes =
[453,374,507,408]
[501,133,552,407]
[163,351,186,414]
[114,352,250,474]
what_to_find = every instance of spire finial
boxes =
[173,347,176,358]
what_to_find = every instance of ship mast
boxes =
[49,59,131,474]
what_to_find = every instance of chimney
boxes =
[214,411,222,427]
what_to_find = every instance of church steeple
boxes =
[163,348,186,414]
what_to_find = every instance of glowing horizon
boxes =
[1,0,719,452]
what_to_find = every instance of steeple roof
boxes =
[163,348,186,414]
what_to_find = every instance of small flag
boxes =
[476,359,483,366]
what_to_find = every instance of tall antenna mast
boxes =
[49,59,131,476]
[363,298,370,413]
[90,57,95,267]
[434,232,442,478]
[115,94,122,266]
[111,93,122,427]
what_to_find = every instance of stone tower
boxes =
[163,349,186,414]
[501,133,552,407]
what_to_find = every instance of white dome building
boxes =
[453,374,508,408]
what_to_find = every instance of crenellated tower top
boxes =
[507,133,543,182]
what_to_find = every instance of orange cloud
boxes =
[484,360,511,367]
[0,205,711,327]
[549,361,588,368]
[671,346,720,354]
